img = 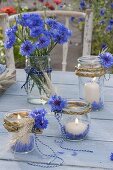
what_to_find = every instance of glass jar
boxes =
[11,133,35,154]
[3,109,35,154]
[75,56,105,111]
[24,55,53,105]
[56,101,91,141]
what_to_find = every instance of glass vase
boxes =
[58,101,91,141]
[25,55,54,105]
[75,56,105,111]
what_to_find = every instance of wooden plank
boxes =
[1,112,113,142]
[0,161,101,170]
[0,134,113,169]
[1,92,113,120]
[9,11,86,22]
[16,69,113,87]
[83,10,93,56]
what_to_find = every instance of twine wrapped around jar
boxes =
[3,111,43,134]
[75,56,105,111]
[75,66,106,78]
[63,101,91,115]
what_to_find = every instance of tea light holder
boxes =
[3,109,43,153]
[56,101,91,141]
[75,56,106,111]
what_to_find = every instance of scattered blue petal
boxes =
[110,153,113,161]
[57,151,64,154]
[72,152,77,156]
[91,101,103,111]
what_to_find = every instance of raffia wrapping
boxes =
[63,101,91,115]
[75,66,106,78]
[3,111,43,134]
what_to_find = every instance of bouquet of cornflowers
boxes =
[5,13,72,99]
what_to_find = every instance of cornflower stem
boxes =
[47,42,57,54]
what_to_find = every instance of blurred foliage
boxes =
[75,0,113,55]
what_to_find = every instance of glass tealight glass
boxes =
[4,109,35,154]
[61,101,91,141]
[76,56,105,111]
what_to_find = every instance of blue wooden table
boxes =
[0,69,113,170]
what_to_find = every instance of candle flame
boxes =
[92,77,96,82]
[75,118,78,124]
[17,114,21,120]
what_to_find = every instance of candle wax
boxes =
[65,121,87,135]
[84,82,100,103]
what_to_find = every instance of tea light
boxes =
[84,78,100,103]
[64,118,89,140]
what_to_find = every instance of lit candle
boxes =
[64,118,89,140]
[84,78,100,103]
[10,114,34,153]
[4,111,35,153]
[17,114,22,122]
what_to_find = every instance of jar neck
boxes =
[78,56,101,68]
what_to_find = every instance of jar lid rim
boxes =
[63,100,91,115]
[78,55,100,63]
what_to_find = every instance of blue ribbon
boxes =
[21,66,52,89]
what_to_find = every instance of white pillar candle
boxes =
[84,81,100,103]
[65,118,87,135]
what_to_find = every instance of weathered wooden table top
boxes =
[0,69,113,170]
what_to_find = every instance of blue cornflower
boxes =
[17,13,44,28]
[5,27,16,37]
[36,35,50,49]
[51,24,72,44]
[30,108,47,118]
[106,25,113,32]
[26,14,44,28]
[34,115,48,129]
[30,27,44,38]
[109,19,113,26]
[5,26,17,48]
[99,52,113,69]
[70,16,75,22]
[45,18,60,29]
[99,20,105,25]
[4,33,16,49]
[4,38,15,49]
[29,108,48,129]
[78,17,85,23]
[16,13,30,27]
[20,40,36,57]
[48,95,67,113]
[12,25,17,32]
[100,8,105,16]
[80,0,86,10]
[111,3,113,9]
